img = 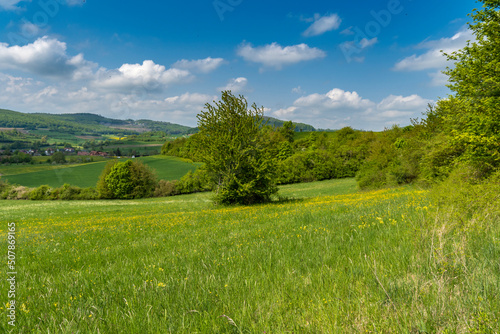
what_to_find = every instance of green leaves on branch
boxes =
[196,91,278,205]
[440,0,500,173]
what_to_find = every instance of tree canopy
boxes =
[196,91,278,205]
[440,0,500,174]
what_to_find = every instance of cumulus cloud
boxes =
[93,60,191,92]
[172,57,225,73]
[271,88,433,130]
[393,27,473,71]
[237,42,326,70]
[377,94,433,110]
[428,70,449,87]
[0,0,23,10]
[292,86,305,95]
[303,13,341,37]
[0,36,97,79]
[359,37,378,49]
[295,88,374,110]
[0,72,216,126]
[218,77,248,93]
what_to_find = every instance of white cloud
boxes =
[93,60,191,92]
[0,36,97,79]
[218,77,248,93]
[340,26,355,35]
[303,13,342,37]
[292,86,305,94]
[359,37,378,49]
[172,57,225,73]
[377,94,433,111]
[273,106,297,118]
[295,88,374,110]
[65,0,86,6]
[0,0,23,10]
[20,21,43,37]
[393,27,473,71]
[429,70,449,87]
[237,42,326,70]
[0,72,216,127]
[271,88,433,130]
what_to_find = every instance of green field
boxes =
[0,156,201,188]
[1,178,498,333]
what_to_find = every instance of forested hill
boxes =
[0,109,195,135]
[263,116,316,132]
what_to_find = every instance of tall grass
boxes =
[0,178,498,333]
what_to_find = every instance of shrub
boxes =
[30,185,51,200]
[176,168,213,194]
[97,159,157,199]
[153,180,178,197]
[77,187,99,200]
[8,186,31,200]
[60,184,82,200]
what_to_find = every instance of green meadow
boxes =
[1,178,498,333]
[0,156,201,188]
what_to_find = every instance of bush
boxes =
[176,168,213,194]
[153,180,178,197]
[60,184,82,200]
[97,159,157,199]
[77,187,99,200]
[30,185,51,200]
[7,186,31,200]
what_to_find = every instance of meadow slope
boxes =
[0,178,498,333]
[0,156,201,188]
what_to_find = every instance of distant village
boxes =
[0,147,109,157]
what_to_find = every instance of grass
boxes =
[0,156,200,188]
[1,178,498,333]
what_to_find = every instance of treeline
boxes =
[162,122,376,186]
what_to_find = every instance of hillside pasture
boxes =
[0,155,200,188]
[1,178,498,333]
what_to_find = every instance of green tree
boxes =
[441,0,500,175]
[52,151,66,164]
[196,91,278,205]
[279,120,295,143]
[96,160,157,199]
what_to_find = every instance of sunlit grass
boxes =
[0,178,498,333]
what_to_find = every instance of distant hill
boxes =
[0,109,317,136]
[0,109,194,135]
[263,116,316,132]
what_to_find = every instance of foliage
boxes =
[439,0,500,175]
[51,151,66,164]
[30,185,51,200]
[0,151,33,164]
[175,167,213,194]
[153,179,178,197]
[196,91,278,205]
[97,159,157,199]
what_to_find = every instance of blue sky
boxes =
[0,0,478,130]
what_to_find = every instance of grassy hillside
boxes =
[1,179,498,332]
[0,156,201,188]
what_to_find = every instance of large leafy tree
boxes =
[196,91,277,205]
[440,0,500,174]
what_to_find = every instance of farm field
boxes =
[1,178,498,333]
[0,156,201,188]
